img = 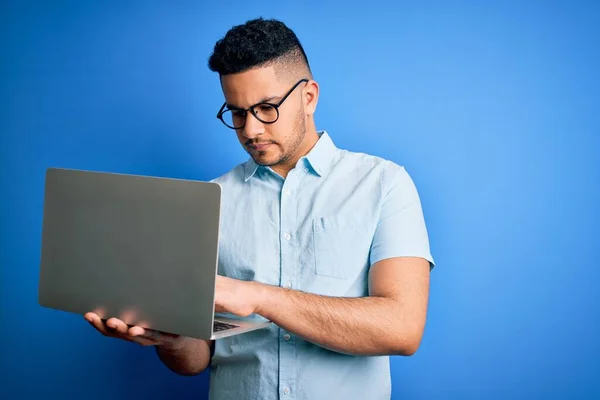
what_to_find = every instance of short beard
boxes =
[255,109,306,167]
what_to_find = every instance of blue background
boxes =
[1,1,599,398]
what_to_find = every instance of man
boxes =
[85,18,435,400]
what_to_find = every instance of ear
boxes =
[303,80,319,116]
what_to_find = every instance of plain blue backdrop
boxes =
[1,1,599,399]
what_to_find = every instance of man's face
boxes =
[220,66,308,168]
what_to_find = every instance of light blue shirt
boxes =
[209,131,434,400]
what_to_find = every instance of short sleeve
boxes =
[369,163,435,268]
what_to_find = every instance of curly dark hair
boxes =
[208,18,312,78]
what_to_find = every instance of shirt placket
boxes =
[278,168,298,400]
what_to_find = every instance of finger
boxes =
[85,314,129,340]
[84,312,97,324]
[85,313,113,336]
[128,325,178,339]
[128,326,181,346]
[126,326,166,346]
[85,313,156,346]
[128,325,147,337]
[214,304,226,313]
[128,325,164,343]
[106,318,129,335]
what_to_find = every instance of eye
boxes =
[232,110,246,118]
[258,104,274,112]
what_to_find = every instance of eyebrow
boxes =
[226,95,280,110]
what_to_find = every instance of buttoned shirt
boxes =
[209,131,434,400]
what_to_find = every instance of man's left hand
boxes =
[214,275,263,317]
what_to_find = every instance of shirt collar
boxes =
[244,130,337,181]
[244,157,260,181]
[304,130,337,177]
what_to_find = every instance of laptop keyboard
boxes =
[214,320,240,332]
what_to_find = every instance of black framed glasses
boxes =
[216,78,309,129]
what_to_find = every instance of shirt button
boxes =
[284,233,291,241]
[304,168,309,173]
[284,333,291,341]
[283,189,291,196]
[283,388,290,395]
[286,281,292,288]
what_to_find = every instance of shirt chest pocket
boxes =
[311,215,372,279]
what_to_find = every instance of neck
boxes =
[272,121,319,179]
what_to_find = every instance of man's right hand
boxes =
[84,312,187,351]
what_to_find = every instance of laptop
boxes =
[38,167,271,340]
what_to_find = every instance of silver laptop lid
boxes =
[38,168,221,339]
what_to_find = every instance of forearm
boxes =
[156,338,212,376]
[255,284,420,356]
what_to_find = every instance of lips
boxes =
[248,142,273,151]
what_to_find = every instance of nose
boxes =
[241,111,265,139]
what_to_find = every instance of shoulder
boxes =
[209,162,247,187]
[336,148,410,190]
